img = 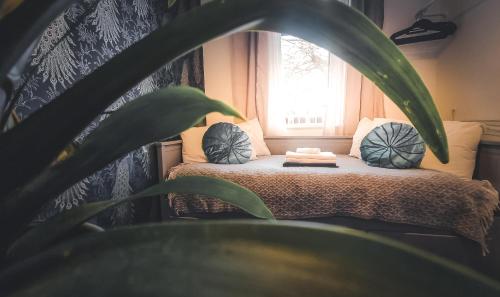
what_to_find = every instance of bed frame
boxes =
[155,136,500,279]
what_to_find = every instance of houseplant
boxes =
[1,0,499,296]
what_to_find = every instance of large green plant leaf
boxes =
[7,176,273,261]
[0,87,242,250]
[1,221,499,296]
[0,0,22,19]
[0,0,448,201]
[0,0,75,84]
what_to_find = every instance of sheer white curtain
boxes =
[322,0,349,136]
[322,53,347,136]
[262,32,287,136]
[229,31,284,134]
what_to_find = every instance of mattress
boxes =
[168,155,499,250]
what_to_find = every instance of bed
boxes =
[156,136,500,279]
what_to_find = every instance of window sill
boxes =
[285,125,325,129]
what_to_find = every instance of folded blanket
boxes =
[283,162,338,168]
[285,157,336,164]
[168,155,500,253]
[286,151,336,160]
[296,148,321,154]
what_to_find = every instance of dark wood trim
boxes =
[156,140,182,181]
[155,140,183,220]
[475,140,500,191]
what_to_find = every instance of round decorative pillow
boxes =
[360,122,426,169]
[202,122,252,164]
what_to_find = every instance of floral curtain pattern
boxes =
[13,0,204,227]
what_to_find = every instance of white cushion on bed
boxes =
[349,117,379,159]
[237,118,271,156]
[373,118,483,179]
[421,121,483,179]
[180,126,209,163]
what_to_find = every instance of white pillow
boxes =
[349,118,379,159]
[420,121,483,179]
[180,126,209,164]
[237,118,271,156]
[373,118,483,179]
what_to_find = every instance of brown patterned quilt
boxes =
[168,155,499,250]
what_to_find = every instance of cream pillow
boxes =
[420,121,483,179]
[180,126,209,164]
[373,118,483,179]
[349,117,379,159]
[237,118,271,156]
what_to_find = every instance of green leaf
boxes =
[1,221,499,296]
[257,3,448,164]
[0,0,23,19]
[7,176,273,260]
[0,0,448,202]
[0,87,242,249]
[167,0,177,8]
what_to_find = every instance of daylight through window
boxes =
[280,35,336,129]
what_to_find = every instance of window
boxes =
[280,35,340,130]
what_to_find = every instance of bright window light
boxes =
[280,35,332,129]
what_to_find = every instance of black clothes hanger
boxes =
[390,18,457,45]
[390,0,457,46]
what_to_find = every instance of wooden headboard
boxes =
[156,137,500,192]
[475,140,500,191]
[155,140,182,181]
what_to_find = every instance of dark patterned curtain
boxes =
[165,0,204,90]
[12,0,204,227]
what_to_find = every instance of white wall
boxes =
[382,0,443,120]
[203,37,235,124]
[201,0,237,124]
[436,0,500,121]
[383,0,500,121]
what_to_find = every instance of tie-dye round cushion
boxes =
[202,123,252,164]
[360,122,426,169]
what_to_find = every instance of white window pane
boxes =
[281,35,330,129]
